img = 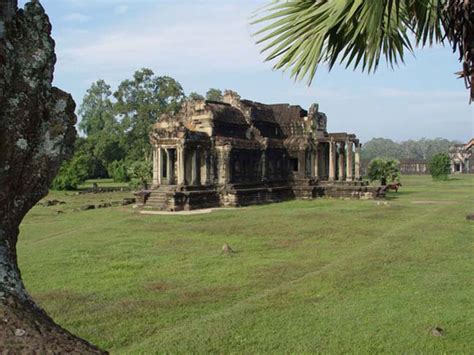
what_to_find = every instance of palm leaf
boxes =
[252,0,445,84]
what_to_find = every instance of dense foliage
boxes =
[428,153,451,180]
[206,88,223,102]
[128,161,153,189]
[368,158,401,185]
[52,68,225,190]
[51,155,90,190]
[361,137,460,161]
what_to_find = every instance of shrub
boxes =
[108,160,130,182]
[128,161,153,190]
[368,158,401,185]
[428,153,451,180]
[51,155,89,190]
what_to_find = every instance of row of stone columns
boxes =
[153,147,175,186]
[152,140,363,187]
[327,140,361,182]
[154,146,213,187]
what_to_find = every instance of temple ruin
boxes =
[449,139,474,173]
[147,91,381,211]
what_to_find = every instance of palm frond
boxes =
[252,0,445,85]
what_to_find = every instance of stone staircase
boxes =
[146,185,176,210]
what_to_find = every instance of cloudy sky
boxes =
[19,0,473,142]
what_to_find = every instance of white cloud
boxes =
[64,12,90,23]
[114,5,128,15]
[59,2,265,75]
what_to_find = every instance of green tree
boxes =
[128,161,153,189]
[78,80,126,177]
[206,88,223,102]
[78,79,116,136]
[187,92,205,101]
[428,153,451,180]
[362,138,404,161]
[368,158,401,185]
[253,0,473,101]
[114,68,185,161]
[51,155,90,190]
[108,160,130,183]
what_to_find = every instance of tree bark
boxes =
[0,0,106,352]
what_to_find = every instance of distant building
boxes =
[361,159,430,176]
[449,139,474,173]
[399,159,429,175]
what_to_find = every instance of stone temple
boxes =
[146,90,381,211]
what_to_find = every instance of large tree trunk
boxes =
[0,0,106,352]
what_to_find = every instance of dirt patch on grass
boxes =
[145,281,175,292]
[269,238,304,249]
[412,200,458,205]
[254,262,301,284]
[164,286,241,307]
[34,290,97,304]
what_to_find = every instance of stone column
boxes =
[157,147,162,185]
[261,150,266,181]
[217,145,231,185]
[177,146,185,185]
[166,149,175,184]
[329,140,336,181]
[355,144,361,180]
[346,141,353,181]
[338,142,345,181]
[320,144,328,179]
[191,149,199,185]
[200,149,208,185]
[314,143,319,178]
[152,146,159,186]
[299,150,306,178]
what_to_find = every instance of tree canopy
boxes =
[361,137,460,161]
[206,88,224,102]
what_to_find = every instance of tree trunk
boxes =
[0,0,106,352]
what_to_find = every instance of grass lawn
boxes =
[18,175,474,353]
[79,178,130,190]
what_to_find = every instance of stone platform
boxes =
[145,180,383,211]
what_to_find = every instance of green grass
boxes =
[79,178,130,189]
[18,175,474,353]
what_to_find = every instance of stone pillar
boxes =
[200,148,208,185]
[152,146,159,186]
[191,149,199,185]
[299,150,306,178]
[177,147,185,185]
[338,142,345,181]
[166,149,175,184]
[329,140,336,181]
[314,143,319,178]
[157,147,162,185]
[261,150,266,181]
[217,145,231,185]
[346,141,353,181]
[355,144,361,180]
[320,144,328,179]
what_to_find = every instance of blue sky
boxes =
[20,0,473,142]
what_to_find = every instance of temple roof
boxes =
[206,102,248,126]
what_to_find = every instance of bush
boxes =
[368,158,401,185]
[108,160,130,182]
[428,153,451,180]
[51,155,90,190]
[128,161,153,190]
